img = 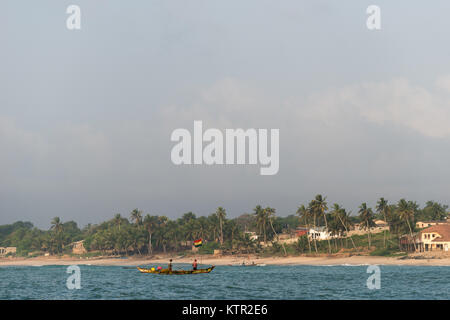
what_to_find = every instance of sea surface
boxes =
[0,264,449,299]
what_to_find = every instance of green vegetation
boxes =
[0,196,448,258]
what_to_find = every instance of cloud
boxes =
[2,75,450,226]
[304,77,450,138]
[0,118,112,190]
[161,76,450,139]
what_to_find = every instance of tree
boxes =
[144,214,158,255]
[311,195,331,253]
[156,216,169,252]
[216,207,226,245]
[330,204,356,250]
[50,217,64,254]
[307,200,319,253]
[130,209,143,226]
[419,201,448,221]
[51,217,63,233]
[376,198,389,248]
[114,214,123,230]
[397,199,417,251]
[265,207,287,256]
[358,203,375,249]
[296,204,312,253]
[254,205,267,245]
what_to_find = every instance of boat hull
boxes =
[137,266,215,275]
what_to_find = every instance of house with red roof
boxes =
[418,224,450,252]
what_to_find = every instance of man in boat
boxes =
[192,259,198,271]
[168,259,173,272]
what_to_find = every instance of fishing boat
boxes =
[137,265,215,275]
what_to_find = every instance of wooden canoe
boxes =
[137,265,215,275]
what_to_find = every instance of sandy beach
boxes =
[1,254,450,267]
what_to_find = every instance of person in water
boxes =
[192,259,198,271]
[168,259,173,272]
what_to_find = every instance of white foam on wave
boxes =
[318,263,373,267]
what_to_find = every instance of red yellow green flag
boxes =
[193,239,202,247]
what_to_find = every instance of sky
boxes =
[1,1,450,228]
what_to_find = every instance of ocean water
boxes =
[0,264,449,300]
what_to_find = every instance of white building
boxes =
[0,247,17,257]
[308,227,333,241]
[244,231,259,241]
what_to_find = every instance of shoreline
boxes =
[1,255,450,267]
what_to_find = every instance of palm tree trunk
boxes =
[148,231,153,255]
[383,211,388,248]
[337,215,356,250]
[322,212,332,254]
[306,222,312,254]
[263,217,267,244]
[312,214,318,253]
[406,219,417,251]
[219,218,223,245]
[269,219,287,256]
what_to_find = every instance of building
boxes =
[416,221,447,229]
[294,227,308,238]
[0,247,17,257]
[374,220,388,227]
[418,224,450,252]
[308,227,333,241]
[399,235,420,252]
[244,231,259,241]
[70,241,87,254]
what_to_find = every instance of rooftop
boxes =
[420,224,450,242]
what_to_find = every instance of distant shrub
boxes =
[198,241,220,254]
[369,247,402,257]
[294,236,309,253]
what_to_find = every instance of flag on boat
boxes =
[194,239,203,247]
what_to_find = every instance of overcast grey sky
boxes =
[1,1,450,228]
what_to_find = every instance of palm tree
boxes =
[376,198,389,248]
[358,203,375,249]
[307,200,319,253]
[197,216,208,241]
[114,213,123,230]
[331,204,356,250]
[50,217,63,233]
[397,199,417,251]
[312,195,331,253]
[130,209,143,226]
[50,217,64,254]
[254,205,267,244]
[206,213,219,242]
[144,214,158,255]
[296,204,312,253]
[156,216,169,252]
[216,207,226,245]
[265,207,287,255]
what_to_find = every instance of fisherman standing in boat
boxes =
[168,259,173,272]
[192,259,198,271]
